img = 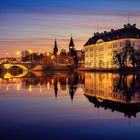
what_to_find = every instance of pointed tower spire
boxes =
[54,78,58,100]
[69,35,74,48]
[53,39,58,56]
[69,35,75,55]
[69,85,75,104]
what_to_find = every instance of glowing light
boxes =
[16,51,20,56]
[39,86,42,93]
[58,81,61,90]
[29,85,32,92]
[57,52,60,55]
[51,79,54,84]
[17,84,20,91]
[13,78,16,82]
[47,52,50,56]
[39,83,42,93]
[6,85,9,91]
[47,82,50,90]
[28,50,32,54]
[51,55,55,60]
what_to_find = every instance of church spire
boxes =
[69,35,75,54]
[69,35,74,49]
[53,39,58,56]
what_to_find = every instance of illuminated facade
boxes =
[84,73,140,104]
[84,24,140,69]
[84,72,140,117]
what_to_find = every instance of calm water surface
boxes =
[0,71,140,140]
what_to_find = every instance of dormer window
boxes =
[96,39,104,44]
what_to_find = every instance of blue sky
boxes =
[0,0,140,56]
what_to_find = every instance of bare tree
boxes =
[112,40,140,69]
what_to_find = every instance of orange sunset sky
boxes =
[1,0,140,57]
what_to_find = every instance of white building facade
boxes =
[84,24,140,69]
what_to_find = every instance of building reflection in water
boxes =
[0,71,85,102]
[1,71,140,118]
[84,73,140,118]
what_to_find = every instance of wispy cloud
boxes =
[0,0,140,56]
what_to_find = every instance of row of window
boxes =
[85,41,136,52]
[85,40,138,58]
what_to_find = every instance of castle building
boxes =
[84,23,140,69]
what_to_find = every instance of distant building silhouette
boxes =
[69,36,78,68]
[69,36,75,55]
[53,39,58,57]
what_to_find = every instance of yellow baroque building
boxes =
[84,24,140,69]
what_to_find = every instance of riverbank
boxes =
[77,67,140,74]
[1,63,140,74]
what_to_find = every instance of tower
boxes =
[69,36,75,55]
[53,39,58,57]
[69,35,78,68]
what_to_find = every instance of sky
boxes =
[0,0,140,57]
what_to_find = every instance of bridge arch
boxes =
[3,71,28,79]
[3,63,28,71]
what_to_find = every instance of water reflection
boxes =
[1,71,140,118]
[0,71,85,102]
[84,73,140,118]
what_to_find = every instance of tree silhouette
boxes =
[112,40,140,68]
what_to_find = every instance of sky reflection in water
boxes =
[0,71,140,140]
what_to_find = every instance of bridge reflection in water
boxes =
[1,71,140,118]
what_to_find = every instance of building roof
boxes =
[85,95,140,118]
[84,24,140,46]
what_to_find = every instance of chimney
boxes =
[111,29,114,32]
[127,23,131,28]
[133,24,136,28]
[96,32,100,36]
[124,24,126,28]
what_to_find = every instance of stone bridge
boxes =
[2,63,29,71]
[3,71,28,79]
[1,63,45,71]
